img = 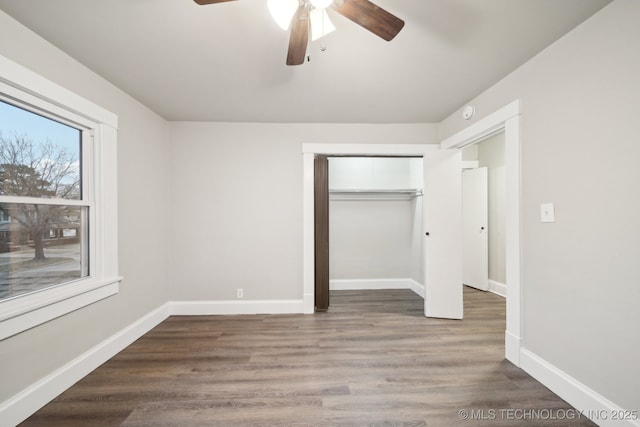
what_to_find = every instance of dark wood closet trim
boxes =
[314,155,330,311]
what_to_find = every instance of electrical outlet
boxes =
[236,289,244,299]
[540,203,555,223]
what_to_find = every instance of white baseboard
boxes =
[170,299,306,316]
[520,348,640,427]
[488,280,507,298]
[408,279,425,298]
[0,303,171,427]
[505,330,521,366]
[330,278,425,298]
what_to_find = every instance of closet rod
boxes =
[329,189,422,194]
[329,189,423,199]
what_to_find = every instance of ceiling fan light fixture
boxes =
[310,0,333,9]
[310,8,335,41]
[268,0,299,31]
[194,0,404,65]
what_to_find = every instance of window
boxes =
[1,101,89,300]
[0,53,120,340]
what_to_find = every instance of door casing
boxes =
[441,100,522,365]
[303,99,522,366]
[302,144,439,315]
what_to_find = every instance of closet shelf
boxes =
[329,189,423,200]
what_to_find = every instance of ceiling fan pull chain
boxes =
[320,4,328,52]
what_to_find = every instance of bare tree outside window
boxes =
[0,135,81,259]
[0,100,87,300]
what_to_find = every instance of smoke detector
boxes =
[462,105,475,120]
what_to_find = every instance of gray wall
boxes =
[0,11,171,402]
[440,0,640,412]
[167,122,437,301]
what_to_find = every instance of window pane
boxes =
[0,203,88,300]
[0,100,81,200]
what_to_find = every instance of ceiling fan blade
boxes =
[331,0,404,41]
[286,4,309,66]
[193,0,237,5]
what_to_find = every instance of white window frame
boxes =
[0,54,121,340]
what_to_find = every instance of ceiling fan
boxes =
[193,0,405,66]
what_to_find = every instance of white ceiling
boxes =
[0,0,611,123]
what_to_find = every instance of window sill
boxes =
[0,277,122,340]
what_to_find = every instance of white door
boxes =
[423,150,463,319]
[462,167,489,291]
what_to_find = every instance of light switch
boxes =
[540,203,555,223]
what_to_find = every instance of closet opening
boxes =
[315,156,425,312]
[305,101,522,363]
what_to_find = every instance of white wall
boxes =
[439,0,640,413]
[0,10,170,404]
[168,123,437,301]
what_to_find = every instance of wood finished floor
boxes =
[20,288,595,426]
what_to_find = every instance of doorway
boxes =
[324,156,424,311]
[303,145,438,316]
[303,144,464,321]
[462,131,507,297]
[441,100,522,365]
[303,100,522,366]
